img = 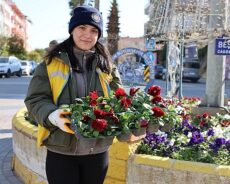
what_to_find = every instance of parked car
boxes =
[0,56,22,78]
[162,58,201,83]
[182,59,201,82]
[30,61,38,74]
[154,64,164,79]
[21,60,35,76]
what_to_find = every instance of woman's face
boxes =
[72,24,99,51]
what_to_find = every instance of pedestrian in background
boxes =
[48,40,58,51]
[25,5,122,184]
[45,40,58,55]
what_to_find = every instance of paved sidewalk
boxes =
[0,99,24,184]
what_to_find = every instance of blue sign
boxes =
[112,47,154,65]
[215,38,230,55]
[145,38,156,51]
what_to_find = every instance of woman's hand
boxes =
[48,109,74,134]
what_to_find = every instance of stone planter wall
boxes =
[12,108,230,184]
[12,107,47,184]
[127,155,230,184]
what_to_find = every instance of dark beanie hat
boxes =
[69,5,103,38]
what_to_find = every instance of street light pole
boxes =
[179,11,185,100]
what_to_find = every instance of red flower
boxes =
[202,112,209,119]
[89,91,98,106]
[82,115,90,122]
[220,120,230,127]
[151,96,162,104]
[140,119,149,127]
[120,97,132,109]
[147,85,161,96]
[115,88,126,99]
[200,121,206,127]
[111,115,119,124]
[152,106,165,117]
[92,119,108,132]
[129,87,140,96]
[93,109,107,118]
[90,100,97,106]
[89,91,98,101]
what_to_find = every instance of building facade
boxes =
[0,0,28,49]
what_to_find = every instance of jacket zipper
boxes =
[88,56,98,93]
[64,52,75,103]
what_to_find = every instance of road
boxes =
[0,75,229,184]
[0,76,229,99]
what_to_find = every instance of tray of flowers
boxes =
[61,86,170,142]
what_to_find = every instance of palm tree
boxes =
[106,0,120,58]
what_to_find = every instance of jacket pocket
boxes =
[44,129,72,147]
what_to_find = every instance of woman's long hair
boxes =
[45,35,113,74]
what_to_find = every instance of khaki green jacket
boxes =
[24,52,122,155]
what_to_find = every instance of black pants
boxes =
[46,150,109,184]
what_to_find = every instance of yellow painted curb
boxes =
[133,154,230,177]
[216,166,230,177]
[134,154,173,169]
[173,160,217,175]
[12,107,37,139]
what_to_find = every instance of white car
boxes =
[0,56,22,78]
[21,60,34,76]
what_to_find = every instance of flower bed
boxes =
[136,95,230,165]
[37,85,230,165]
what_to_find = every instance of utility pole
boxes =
[178,10,185,100]
[201,0,227,107]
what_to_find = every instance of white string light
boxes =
[145,0,230,43]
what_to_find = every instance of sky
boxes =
[13,0,149,50]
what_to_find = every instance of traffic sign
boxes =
[145,38,156,51]
[143,65,150,82]
[215,38,230,55]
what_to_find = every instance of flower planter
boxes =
[75,133,98,154]
[74,132,115,154]
[131,127,146,136]
[146,124,160,133]
[96,136,115,147]
[127,154,230,184]
[116,132,132,142]
[160,122,173,132]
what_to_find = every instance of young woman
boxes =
[25,5,122,184]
